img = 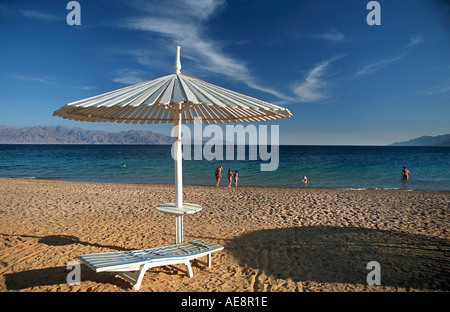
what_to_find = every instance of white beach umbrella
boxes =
[54,46,292,243]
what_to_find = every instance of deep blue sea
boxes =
[0,144,449,191]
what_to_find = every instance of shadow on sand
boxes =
[2,233,132,290]
[1,233,131,250]
[4,265,131,291]
[226,226,449,291]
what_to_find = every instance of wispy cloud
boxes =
[112,69,149,85]
[354,53,406,77]
[315,28,346,42]
[13,74,58,83]
[19,9,60,22]
[405,34,423,48]
[290,55,345,103]
[354,34,423,77]
[118,0,294,102]
[76,86,97,90]
[424,81,450,95]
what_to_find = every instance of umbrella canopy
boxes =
[53,46,292,244]
[54,47,291,124]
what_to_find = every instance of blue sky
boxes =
[0,0,449,145]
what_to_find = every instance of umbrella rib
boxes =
[111,106,141,123]
[66,106,100,118]
[152,106,168,124]
[160,108,171,124]
[54,107,75,120]
[172,77,185,104]
[104,75,173,107]
[185,107,194,124]
[125,78,172,107]
[191,105,208,124]
[186,77,248,110]
[190,105,200,119]
[220,106,243,123]
[182,75,247,106]
[93,105,127,120]
[67,108,99,121]
[202,104,223,124]
[112,83,160,108]
[141,78,173,106]
[189,75,279,111]
[224,105,249,122]
[99,106,133,120]
[135,105,157,123]
[147,104,165,122]
[195,105,214,124]
[231,107,261,122]
[209,105,232,123]
[177,74,199,104]
[204,81,272,112]
[138,104,158,124]
[182,74,291,116]
[66,79,154,107]
[75,79,164,108]
[159,76,176,105]
[127,105,152,124]
[182,79,211,105]
[182,76,228,108]
[185,73,286,112]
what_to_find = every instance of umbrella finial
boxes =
[175,46,181,75]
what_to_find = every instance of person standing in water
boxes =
[402,166,410,180]
[227,169,233,188]
[215,166,223,187]
[234,170,239,187]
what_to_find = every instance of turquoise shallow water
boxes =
[0,144,449,191]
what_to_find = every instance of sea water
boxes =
[0,144,449,191]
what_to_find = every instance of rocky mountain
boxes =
[391,134,450,146]
[0,125,173,144]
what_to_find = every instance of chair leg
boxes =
[133,265,148,290]
[116,264,147,290]
[185,260,193,277]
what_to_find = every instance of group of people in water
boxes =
[214,166,411,187]
[215,166,239,187]
[301,166,411,185]
[301,167,411,185]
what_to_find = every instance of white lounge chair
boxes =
[78,239,224,290]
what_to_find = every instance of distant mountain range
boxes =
[0,125,173,144]
[1,125,449,146]
[391,134,450,146]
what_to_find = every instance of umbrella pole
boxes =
[174,102,183,244]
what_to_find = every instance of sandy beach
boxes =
[0,177,448,292]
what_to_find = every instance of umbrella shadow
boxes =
[226,226,450,291]
[1,233,130,250]
[1,233,132,290]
